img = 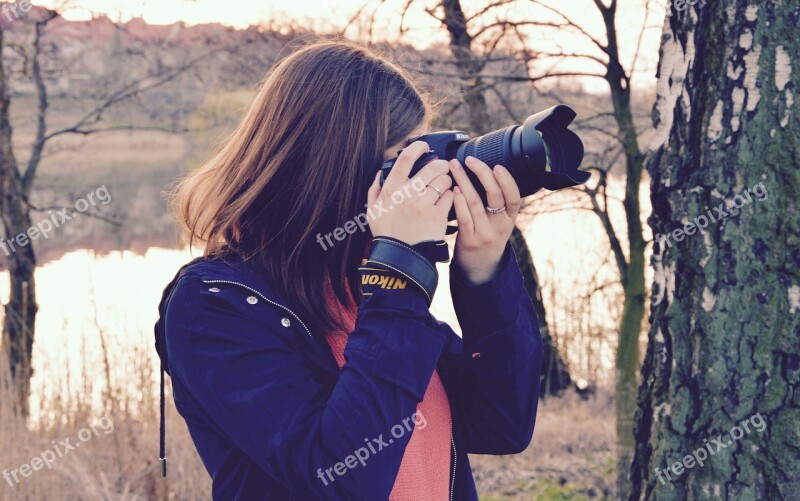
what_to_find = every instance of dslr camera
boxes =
[380,104,590,220]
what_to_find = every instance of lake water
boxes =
[0,180,651,423]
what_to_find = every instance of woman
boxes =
[154,40,543,500]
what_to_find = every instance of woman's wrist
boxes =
[453,258,501,285]
[451,243,511,287]
[359,237,449,303]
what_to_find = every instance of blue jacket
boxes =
[154,244,543,500]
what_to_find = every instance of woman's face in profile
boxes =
[383,123,429,162]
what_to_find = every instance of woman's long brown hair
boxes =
[173,40,430,334]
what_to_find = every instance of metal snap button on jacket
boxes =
[281,318,291,328]
[246,296,258,304]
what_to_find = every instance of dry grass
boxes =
[0,340,209,501]
[471,390,616,500]
[2,356,615,501]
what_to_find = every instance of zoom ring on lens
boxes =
[473,129,506,168]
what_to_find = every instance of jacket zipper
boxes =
[449,423,457,501]
[201,279,313,339]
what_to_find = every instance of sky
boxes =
[35,0,667,90]
[38,0,382,30]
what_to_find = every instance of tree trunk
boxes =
[510,226,572,396]
[617,259,646,498]
[0,28,39,418]
[631,1,800,498]
[440,0,492,134]
[593,5,648,497]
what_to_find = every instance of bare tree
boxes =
[0,7,237,417]
[0,21,38,419]
[497,5,653,494]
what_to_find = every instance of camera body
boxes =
[380,104,590,220]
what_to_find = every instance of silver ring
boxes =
[486,205,507,214]
[426,184,442,196]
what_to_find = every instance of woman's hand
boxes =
[449,156,521,285]
[367,141,454,245]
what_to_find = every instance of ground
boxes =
[470,390,616,500]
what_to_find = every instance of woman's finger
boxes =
[367,170,381,207]
[384,141,430,191]
[434,189,454,218]
[463,156,506,212]
[493,165,521,219]
[411,159,450,188]
[449,159,488,227]
[424,173,453,197]
[452,186,474,237]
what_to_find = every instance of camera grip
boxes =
[379,150,439,186]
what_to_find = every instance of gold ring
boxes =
[427,184,442,196]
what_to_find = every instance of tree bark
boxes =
[0,28,38,419]
[631,1,800,498]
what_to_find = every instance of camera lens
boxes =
[380,105,588,223]
[454,123,548,202]
[453,105,588,206]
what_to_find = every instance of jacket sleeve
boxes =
[439,243,544,454]
[165,273,447,500]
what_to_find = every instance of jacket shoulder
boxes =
[157,255,312,366]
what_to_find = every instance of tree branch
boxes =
[410,67,606,82]
[42,46,229,143]
[22,9,58,195]
[528,0,609,55]
[585,169,628,286]
[27,203,121,226]
[465,0,516,23]
[630,0,656,77]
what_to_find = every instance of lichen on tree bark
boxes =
[631,1,800,499]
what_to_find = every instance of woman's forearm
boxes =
[442,243,544,454]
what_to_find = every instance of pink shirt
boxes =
[324,288,453,500]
